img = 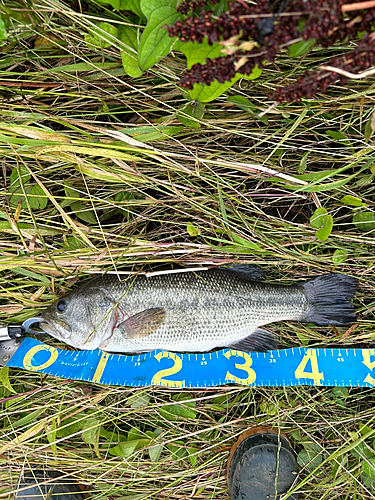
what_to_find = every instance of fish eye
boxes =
[56,300,67,313]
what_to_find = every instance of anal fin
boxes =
[228,328,278,353]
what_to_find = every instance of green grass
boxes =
[1,0,375,498]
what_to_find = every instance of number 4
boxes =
[294,349,324,386]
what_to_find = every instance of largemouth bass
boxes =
[40,266,358,353]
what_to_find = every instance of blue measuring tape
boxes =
[1,337,375,388]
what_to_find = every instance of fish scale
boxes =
[40,268,358,354]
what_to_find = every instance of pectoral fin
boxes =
[228,328,278,352]
[117,308,166,338]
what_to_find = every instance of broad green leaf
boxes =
[109,440,139,458]
[326,130,353,151]
[82,417,101,445]
[0,17,7,41]
[46,418,57,456]
[160,394,196,421]
[189,447,198,466]
[149,443,163,462]
[138,0,179,70]
[121,0,144,18]
[228,95,257,113]
[10,166,30,186]
[110,428,151,457]
[128,392,150,408]
[340,195,366,207]
[259,399,280,416]
[326,130,348,141]
[160,405,197,420]
[181,39,222,69]
[177,102,205,128]
[64,182,78,200]
[57,416,85,438]
[227,95,268,124]
[362,471,375,488]
[315,214,333,241]
[331,387,348,399]
[303,441,323,454]
[297,151,310,174]
[167,441,188,460]
[232,234,261,250]
[12,267,50,282]
[332,249,348,265]
[360,423,374,436]
[310,207,328,229]
[84,22,119,48]
[0,367,17,394]
[13,409,45,428]
[187,221,200,236]
[96,0,144,18]
[180,38,262,102]
[28,184,48,210]
[65,236,85,249]
[364,110,375,142]
[95,0,121,10]
[353,211,375,231]
[310,208,333,240]
[128,427,145,441]
[118,125,183,142]
[289,38,316,57]
[118,25,143,78]
[297,449,322,471]
[350,441,374,460]
[362,457,375,479]
[70,202,97,224]
[188,67,261,103]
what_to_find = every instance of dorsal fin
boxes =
[221,264,265,281]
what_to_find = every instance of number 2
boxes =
[151,352,185,388]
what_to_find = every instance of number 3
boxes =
[224,350,256,385]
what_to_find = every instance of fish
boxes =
[40,266,359,353]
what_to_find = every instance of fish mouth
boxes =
[39,318,72,339]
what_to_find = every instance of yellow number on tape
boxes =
[92,352,111,384]
[362,350,375,386]
[224,350,256,385]
[23,345,59,372]
[294,349,324,386]
[151,352,185,388]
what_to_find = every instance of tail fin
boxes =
[302,273,358,325]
